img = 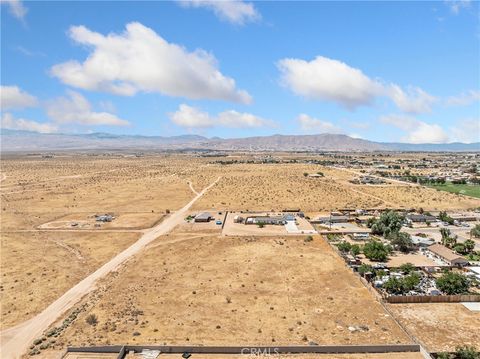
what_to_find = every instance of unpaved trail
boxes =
[188,180,199,195]
[0,177,220,359]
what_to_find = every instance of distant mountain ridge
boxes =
[1,129,478,152]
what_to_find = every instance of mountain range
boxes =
[1,129,478,152]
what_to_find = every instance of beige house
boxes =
[426,244,468,267]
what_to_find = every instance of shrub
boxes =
[363,241,390,262]
[85,314,98,326]
[336,241,351,253]
[436,272,470,295]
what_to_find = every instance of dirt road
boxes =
[0,177,220,359]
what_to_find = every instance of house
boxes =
[406,214,437,223]
[426,244,468,267]
[411,235,435,248]
[318,215,349,224]
[194,212,212,222]
[245,215,286,225]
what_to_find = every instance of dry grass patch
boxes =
[51,234,411,348]
[0,231,139,328]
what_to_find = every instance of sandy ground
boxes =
[0,176,220,359]
[0,231,140,329]
[387,303,480,352]
[191,163,480,212]
[41,235,411,352]
[2,154,478,359]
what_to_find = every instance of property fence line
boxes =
[65,344,421,357]
[386,294,480,303]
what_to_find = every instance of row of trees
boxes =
[336,240,392,261]
[440,228,476,255]
[382,269,471,295]
[368,211,416,254]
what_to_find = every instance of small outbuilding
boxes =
[194,212,212,223]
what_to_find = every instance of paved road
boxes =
[0,177,220,359]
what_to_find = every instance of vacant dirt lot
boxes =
[388,303,480,352]
[1,231,139,329]
[43,233,411,351]
[192,163,479,212]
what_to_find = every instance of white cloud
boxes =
[380,114,449,144]
[449,118,480,143]
[51,22,251,104]
[1,0,27,20]
[178,0,260,24]
[278,56,383,109]
[277,55,436,113]
[297,113,343,134]
[46,91,130,126]
[1,113,58,133]
[1,85,38,110]
[445,0,471,14]
[388,85,437,114]
[169,104,273,129]
[446,90,480,106]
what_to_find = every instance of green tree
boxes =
[398,262,415,274]
[336,241,352,253]
[470,224,480,239]
[350,244,361,256]
[440,228,457,248]
[436,272,470,295]
[383,273,420,295]
[358,264,373,276]
[383,277,404,295]
[439,211,454,225]
[369,211,404,237]
[363,241,390,262]
[464,239,476,254]
[390,232,414,253]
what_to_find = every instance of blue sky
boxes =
[1,0,479,143]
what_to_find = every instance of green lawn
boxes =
[427,183,480,198]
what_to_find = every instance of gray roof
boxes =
[195,212,212,220]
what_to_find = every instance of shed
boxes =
[194,212,212,222]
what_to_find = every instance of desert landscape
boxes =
[1,152,479,359]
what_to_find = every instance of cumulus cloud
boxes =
[446,90,480,106]
[169,104,273,129]
[1,113,58,133]
[388,85,437,114]
[1,0,27,20]
[178,0,260,24]
[449,118,480,143]
[380,114,449,144]
[278,56,383,109]
[1,85,38,110]
[277,55,436,113]
[51,22,251,104]
[46,91,130,126]
[297,114,343,134]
